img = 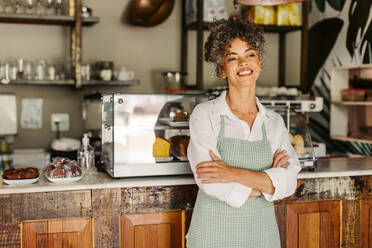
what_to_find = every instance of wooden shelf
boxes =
[332,101,372,106]
[185,22,302,33]
[0,13,99,26]
[6,79,74,85]
[82,80,140,86]
[2,79,139,87]
[331,135,372,144]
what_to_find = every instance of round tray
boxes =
[3,177,39,185]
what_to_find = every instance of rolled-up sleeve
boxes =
[188,104,252,208]
[262,117,301,201]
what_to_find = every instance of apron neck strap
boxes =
[218,115,226,139]
[218,115,269,141]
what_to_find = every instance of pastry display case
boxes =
[261,97,324,170]
[101,93,210,178]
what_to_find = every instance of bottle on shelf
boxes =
[77,133,95,174]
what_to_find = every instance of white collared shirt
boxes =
[187,91,301,208]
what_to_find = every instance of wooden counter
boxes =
[1,157,372,247]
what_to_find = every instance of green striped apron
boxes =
[187,115,281,248]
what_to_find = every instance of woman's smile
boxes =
[237,68,254,76]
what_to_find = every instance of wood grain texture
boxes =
[22,218,93,248]
[0,190,91,247]
[274,200,286,247]
[92,185,197,248]
[121,210,185,248]
[319,200,341,248]
[92,188,122,248]
[298,212,320,248]
[286,200,340,248]
[342,200,360,248]
[287,201,319,248]
[5,177,372,248]
[360,198,372,247]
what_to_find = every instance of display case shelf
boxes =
[0,13,99,26]
[6,79,75,86]
[154,126,189,131]
[82,80,140,86]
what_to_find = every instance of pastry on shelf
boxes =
[153,136,170,157]
[289,133,306,155]
[169,135,190,158]
[293,134,304,147]
[173,111,188,122]
[294,144,306,155]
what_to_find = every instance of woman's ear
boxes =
[217,65,226,79]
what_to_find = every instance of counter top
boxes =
[298,157,372,179]
[2,157,372,194]
[0,171,195,194]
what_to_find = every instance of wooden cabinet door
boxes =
[360,198,372,247]
[287,200,340,248]
[121,210,185,248]
[22,217,93,248]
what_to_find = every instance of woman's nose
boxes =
[238,57,248,66]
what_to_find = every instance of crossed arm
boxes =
[196,150,289,197]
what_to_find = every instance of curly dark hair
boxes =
[204,15,265,77]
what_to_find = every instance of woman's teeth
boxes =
[238,70,253,76]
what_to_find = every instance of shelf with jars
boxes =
[330,64,372,144]
[0,0,102,88]
[0,13,99,26]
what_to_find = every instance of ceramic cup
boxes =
[118,67,134,81]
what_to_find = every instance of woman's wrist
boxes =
[230,167,241,182]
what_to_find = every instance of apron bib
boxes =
[187,116,281,248]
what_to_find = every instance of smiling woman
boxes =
[186,15,301,248]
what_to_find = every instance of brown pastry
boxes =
[3,167,38,180]
[44,158,82,179]
[169,135,190,157]
[173,112,188,122]
[289,133,294,145]
[294,135,304,146]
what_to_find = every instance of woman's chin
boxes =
[228,78,256,88]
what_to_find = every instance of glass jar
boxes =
[95,61,113,81]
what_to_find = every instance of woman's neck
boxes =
[226,85,258,115]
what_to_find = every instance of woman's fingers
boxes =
[272,150,288,167]
[197,172,216,179]
[196,166,218,174]
[196,161,216,168]
[276,154,289,167]
[209,150,221,161]
[272,150,283,167]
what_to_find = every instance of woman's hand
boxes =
[271,149,290,168]
[196,151,237,184]
[249,188,262,198]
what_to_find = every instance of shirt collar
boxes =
[213,90,269,121]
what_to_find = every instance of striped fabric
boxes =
[187,116,281,248]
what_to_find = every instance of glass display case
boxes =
[261,97,323,170]
[101,93,210,177]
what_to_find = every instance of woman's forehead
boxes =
[225,38,254,52]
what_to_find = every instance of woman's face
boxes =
[220,38,262,88]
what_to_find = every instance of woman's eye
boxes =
[227,58,236,62]
[248,53,256,57]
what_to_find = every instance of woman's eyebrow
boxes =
[226,49,254,56]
